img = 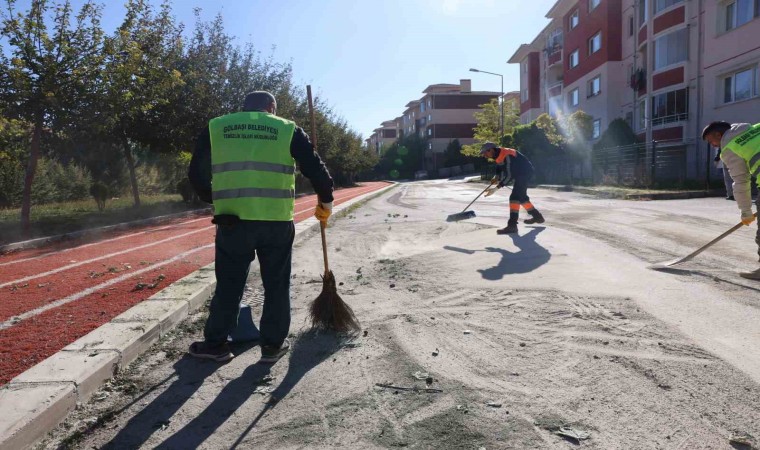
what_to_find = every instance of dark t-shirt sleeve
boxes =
[290,127,334,203]
[188,128,213,203]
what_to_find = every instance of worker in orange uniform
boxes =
[480,142,545,235]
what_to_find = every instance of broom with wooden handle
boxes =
[306,85,360,333]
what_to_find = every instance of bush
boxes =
[176,177,198,203]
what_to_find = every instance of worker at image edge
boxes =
[702,121,760,281]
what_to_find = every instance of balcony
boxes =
[546,81,563,99]
[544,44,563,68]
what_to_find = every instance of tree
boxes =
[534,113,563,146]
[461,98,519,157]
[593,118,639,151]
[99,0,184,207]
[0,0,104,230]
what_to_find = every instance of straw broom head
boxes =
[309,270,360,333]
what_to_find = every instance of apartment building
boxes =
[509,0,760,183]
[366,80,499,170]
[365,120,399,156]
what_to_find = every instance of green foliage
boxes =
[375,135,426,179]
[562,110,594,161]
[534,113,563,146]
[0,1,371,221]
[443,139,480,168]
[593,118,640,151]
[462,98,520,157]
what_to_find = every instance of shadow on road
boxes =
[100,354,225,450]
[444,227,551,280]
[149,329,343,449]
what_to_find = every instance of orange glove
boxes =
[741,214,756,226]
[315,202,332,222]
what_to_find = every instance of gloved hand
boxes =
[491,175,499,185]
[741,214,756,226]
[484,187,498,197]
[315,202,332,222]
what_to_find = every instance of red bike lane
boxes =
[0,182,389,385]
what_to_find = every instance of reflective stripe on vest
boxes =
[723,123,760,182]
[212,187,296,201]
[212,161,296,175]
[209,111,296,221]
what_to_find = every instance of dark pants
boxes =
[204,220,295,347]
[508,176,538,225]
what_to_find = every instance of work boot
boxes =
[739,268,760,281]
[497,223,518,235]
[260,338,291,363]
[188,341,234,362]
[524,211,545,224]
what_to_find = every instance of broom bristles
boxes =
[309,270,360,333]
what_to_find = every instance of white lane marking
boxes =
[0,216,211,268]
[0,226,214,289]
[0,243,214,331]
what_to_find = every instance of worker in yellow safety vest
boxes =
[702,121,760,280]
[187,91,334,362]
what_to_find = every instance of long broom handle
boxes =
[461,179,497,213]
[678,212,758,263]
[307,85,330,274]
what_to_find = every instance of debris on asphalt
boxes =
[412,371,429,380]
[363,330,368,337]
[425,377,433,385]
[375,383,443,394]
[729,432,756,447]
[486,401,502,408]
[463,330,472,335]
[432,348,439,356]
[555,427,590,443]
[456,404,469,413]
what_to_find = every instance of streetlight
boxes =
[470,68,504,143]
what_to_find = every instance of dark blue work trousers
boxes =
[203,220,294,347]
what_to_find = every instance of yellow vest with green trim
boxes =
[209,111,296,221]
[722,123,760,182]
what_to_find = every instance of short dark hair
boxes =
[243,91,276,112]
[701,121,732,140]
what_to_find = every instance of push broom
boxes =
[446,178,503,222]
[649,212,757,270]
[306,85,360,333]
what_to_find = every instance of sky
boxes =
[11,0,556,139]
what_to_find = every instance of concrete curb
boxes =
[536,184,724,201]
[0,208,212,254]
[0,182,396,450]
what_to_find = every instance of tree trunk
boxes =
[123,138,141,207]
[20,114,43,233]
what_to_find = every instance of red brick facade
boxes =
[521,52,541,114]
[653,5,685,35]
[562,0,623,86]
[652,66,684,91]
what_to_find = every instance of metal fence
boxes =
[592,139,687,187]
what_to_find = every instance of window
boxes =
[655,0,683,14]
[569,88,579,106]
[521,88,529,102]
[589,0,601,11]
[723,66,758,103]
[420,102,426,113]
[428,114,432,121]
[592,119,601,138]
[629,16,634,36]
[427,128,432,136]
[428,99,432,108]
[522,62,528,74]
[589,32,602,54]
[570,10,579,29]
[547,28,563,49]
[588,75,601,97]
[569,49,579,68]
[654,27,688,70]
[639,0,648,26]
[724,0,759,31]
[651,88,689,125]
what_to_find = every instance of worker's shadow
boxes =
[155,329,344,450]
[99,351,236,450]
[444,227,550,280]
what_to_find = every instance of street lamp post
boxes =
[470,68,504,144]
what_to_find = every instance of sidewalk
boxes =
[536,184,725,200]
